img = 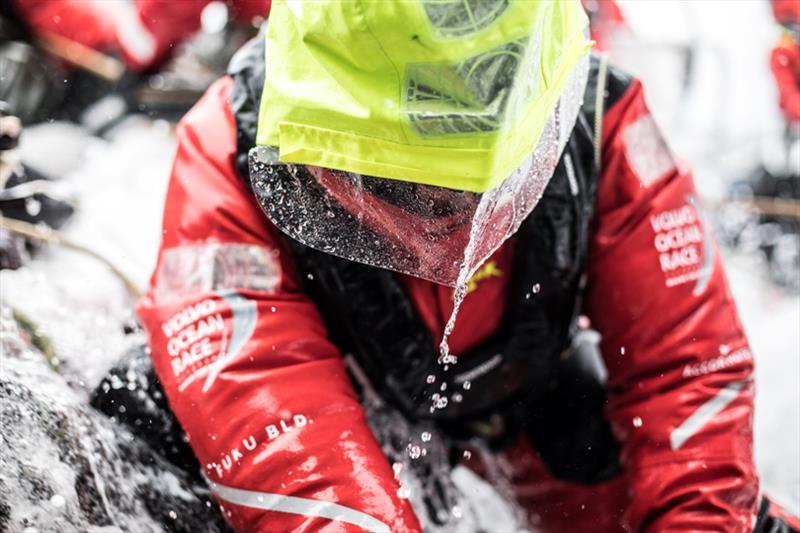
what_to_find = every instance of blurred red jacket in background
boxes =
[581,0,626,52]
[10,0,270,71]
[771,35,800,122]
[770,0,800,123]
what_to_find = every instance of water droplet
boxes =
[306,273,314,280]
[452,392,463,403]
[109,375,124,390]
[620,346,626,355]
[435,396,448,409]
[462,450,472,459]
[407,443,422,459]
[532,283,541,293]
[392,462,403,479]
[719,344,730,355]
[168,510,178,520]
[25,197,42,216]
[270,306,277,312]
[440,382,447,391]
[397,486,411,499]
[421,432,431,442]
[50,494,66,508]
[462,380,471,390]
[632,416,643,428]
[426,374,436,384]
[452,505,463,518]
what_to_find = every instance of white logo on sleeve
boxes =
[650,195,714,293]
[202,290,257,392]
[160,289,257,392]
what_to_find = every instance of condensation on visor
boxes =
[249,56,589,286]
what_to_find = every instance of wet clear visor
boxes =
[249,57,588,287]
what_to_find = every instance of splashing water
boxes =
[437,186,499,367]
[438,279,469,365]
[433,58,589,394]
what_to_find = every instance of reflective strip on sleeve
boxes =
[686,194,715,296]
[207,479,391,533]
[670,381,745,450]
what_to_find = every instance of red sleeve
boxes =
[136,78,420,533]
[585,80,758,531]
[770,42,800,122]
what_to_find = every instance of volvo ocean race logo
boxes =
[161,289,256,392]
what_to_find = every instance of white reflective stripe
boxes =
[207,480,391,533]
[115,6,158,65]
[670,382,745,450]
[454,353,503,384]
[686,194,715,296]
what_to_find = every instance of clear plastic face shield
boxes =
[249,56,589,287]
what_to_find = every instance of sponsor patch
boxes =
[159,289,257,393]
[623,113,675,187]
[155,243,281,301]
[650,195,714,292]
[682,347,752,378]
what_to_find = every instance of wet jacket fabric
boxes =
[137,57,758,533]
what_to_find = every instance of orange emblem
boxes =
[463,260,503,295]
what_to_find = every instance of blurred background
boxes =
[0,0,798,526]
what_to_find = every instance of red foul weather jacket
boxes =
[136,71,758,531]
